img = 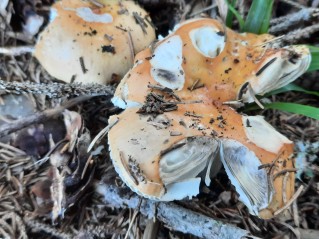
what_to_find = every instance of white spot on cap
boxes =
[189,26,225,58]
[76,7,113,23]
[150,35,185,90]
[242,115,292,154]
[49,8,58,22]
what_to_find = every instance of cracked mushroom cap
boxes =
[108,103,295,219]
[107,18,307,219]
[112,18,310,107]
[34,0,155,84]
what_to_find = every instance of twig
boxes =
[272,168,297,180]
[0,96,93,138]
[87,117,119,152]
[299,229,319,239]
[292,200,299,228]
[280,0,305,9]
[0,46,34,56]
[275,221,300,239]
[96,182,251,239]
[274,185,304,216]
[188,4,217,17]
[281,23,319,44]
[143,219,159,239]
[0,80,115,98]
[269,8,319,34]
[24,217,71,239]
[124,210,139,239]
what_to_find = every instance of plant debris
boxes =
[0,0,319,238]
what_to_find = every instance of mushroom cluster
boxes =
[107,18,311,219]
[34,0,155,84]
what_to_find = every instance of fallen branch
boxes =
[299,228,319,239]
[96,181,251,239]
[281,23,319,44]
[269,8,319,34]
[0,45,34,56]
[24,217,71,239]
[0,96,94,138]
[0,80,115,98]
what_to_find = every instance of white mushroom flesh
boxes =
[242,115,292,154]
[189,26,225,58]
[75,7,113,23]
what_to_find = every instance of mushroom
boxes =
[108,18,311,219]
[34,0,155,84]
[113,18,310,107]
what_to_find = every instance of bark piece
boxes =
[96,182,251,239]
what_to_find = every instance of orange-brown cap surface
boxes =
[113,18,310,107]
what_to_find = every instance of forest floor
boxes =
[0,0,319,238]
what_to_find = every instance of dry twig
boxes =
[96,182,251,239]
[0,96,93,138]
[270,8,319,34]
[0,80,115,98]
[281,23,319,43]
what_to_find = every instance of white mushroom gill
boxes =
[159,137,220,185]
[242,45,311,102]
[220,139,271,216]
[150,35,185,90]
[189,26,225,58]
[242,116,292,154]
[159,137,221,201]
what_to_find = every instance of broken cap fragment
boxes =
[108,18,305,219]
[34,0,155,84]
[240,45,311,103]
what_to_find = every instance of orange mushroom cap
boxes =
[109,102,295,219]
[34,0,155,84]
[108,18,310,219]
[113,18,310,107]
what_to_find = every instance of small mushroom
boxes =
[34,0,155,84]
[108,18,310,219]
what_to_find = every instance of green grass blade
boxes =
[243,0,274,34]
[267,83,319,97]
[246,102,319,120]
[225,0,237,28]
[225,0,244,31]
[307,45,319,72]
